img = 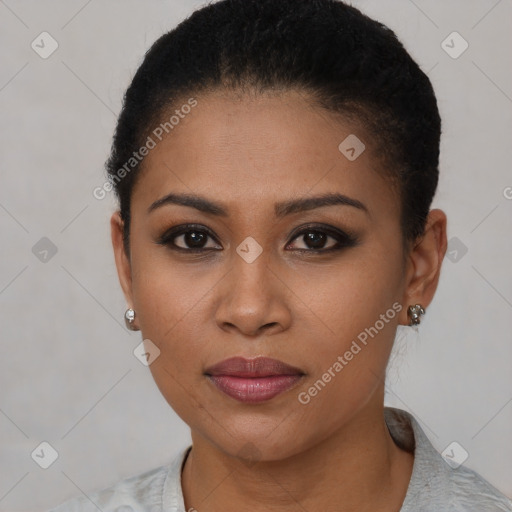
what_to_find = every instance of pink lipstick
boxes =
[204,356,305,403]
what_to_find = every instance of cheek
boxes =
[130,237,214,344]
[131,264,213,367]
[288,240,402,349]
[128,245,222,417]
[288,244,403,408]
[134,274,212,426]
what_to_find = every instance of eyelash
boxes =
[155,223,359,254]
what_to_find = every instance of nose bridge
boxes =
[228,212,273,280]
[230,239,275,301]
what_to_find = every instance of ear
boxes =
[110,210,134,309]
[400,209,448,325]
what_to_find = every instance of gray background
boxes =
[1,0,511,510]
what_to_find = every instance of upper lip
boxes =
[204,357,305,378]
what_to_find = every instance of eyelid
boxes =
[287,223,358,241]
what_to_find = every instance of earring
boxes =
[124,308,139,331]
[407,304,425,326]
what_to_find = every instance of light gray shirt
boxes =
[50,407,512,511]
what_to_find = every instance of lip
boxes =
[204,357,305,403]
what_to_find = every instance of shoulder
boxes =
[48,464,167,512]
[410,458,512,511]
[384,407,512,512]
[443,463,512,511]
[48,446,191,512]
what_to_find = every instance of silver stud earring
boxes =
[124,308,139,331]
[407,304,425,326]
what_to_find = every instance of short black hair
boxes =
[105,0,441,256]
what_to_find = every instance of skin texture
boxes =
[111,89,447,512]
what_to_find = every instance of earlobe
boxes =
[110,210,134,308]
[401,209,448,325]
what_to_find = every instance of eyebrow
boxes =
[147,192,369,217]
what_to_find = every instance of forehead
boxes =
[131,89,398,220]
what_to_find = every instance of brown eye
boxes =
[286,225,359,253]
[175,230,209,249]
[157,225,222,252]
[292,231,334,250]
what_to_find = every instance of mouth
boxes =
[204,356,305,403]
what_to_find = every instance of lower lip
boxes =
[207,375,303,403]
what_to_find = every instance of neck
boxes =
[181,394,413,512]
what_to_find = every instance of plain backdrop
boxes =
[1,0,511,510]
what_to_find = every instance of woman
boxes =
[51,0,512,510]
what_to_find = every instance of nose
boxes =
[214,250,292,338]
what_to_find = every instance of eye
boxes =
[286,225,359,253]
[156,224,222,252]
[156,223,359,254]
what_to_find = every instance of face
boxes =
[112,89,425,461]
